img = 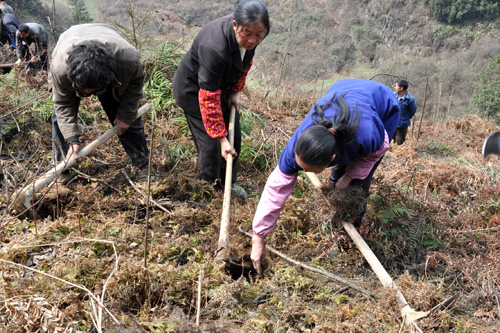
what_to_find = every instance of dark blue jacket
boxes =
[279,79,399,175]
[396,91,417,128]
[1,12,20,48]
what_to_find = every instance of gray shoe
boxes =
[231,183,248,200]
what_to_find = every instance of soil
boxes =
[1,82,500,332]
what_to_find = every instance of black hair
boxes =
[294,94,359,167]
[233,0,270,37]
[396,79,409,90]
[66,40,116,91]
[18,24,29,33]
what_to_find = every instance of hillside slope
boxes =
[1,73,500,330]
[92,0,500,121]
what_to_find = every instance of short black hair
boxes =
[66,40,116,91]
[19,24,30,33]
[397,79,409,90]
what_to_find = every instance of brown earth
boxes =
[1,84,500,332]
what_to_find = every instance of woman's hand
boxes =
[228,92,241,110]
[219,137,237,160]
[335,174,353,189]
[251,235,266,274]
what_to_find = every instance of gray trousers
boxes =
[52,89,149,168]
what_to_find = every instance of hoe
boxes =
[305,172,459,327]
[12,103,151,217]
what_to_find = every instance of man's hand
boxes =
[113,118,130,136]
[14,59,22,66]
[65,143,82,162]
[219,137,237,160]
[251,235,266,275]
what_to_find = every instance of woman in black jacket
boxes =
[173,0,270,200]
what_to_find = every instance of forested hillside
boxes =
[90,0,500,122]
[2,0,500,332]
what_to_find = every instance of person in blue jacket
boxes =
[0,8,19,50]
[393,79,417,145]
[250,78,400,273]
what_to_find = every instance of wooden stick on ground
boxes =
[238,225,377,298]
[121,170,172,215]
[196,269,204,326]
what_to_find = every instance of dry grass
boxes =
[2,83,500,332]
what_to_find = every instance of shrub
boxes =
[470,54,500,122]
[427,0,500,24]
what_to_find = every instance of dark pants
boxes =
[18,43,48,70]
[0,33,13,48]
[392,127,408,145]
[52,89,149,168]
[183,109,241,189]
[329,157,383,227]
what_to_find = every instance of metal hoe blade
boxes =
[482,130,500,157]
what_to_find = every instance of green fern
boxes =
[379,203,417,225]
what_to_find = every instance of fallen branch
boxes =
[238,225,377,298]
[70,168,123,193]
[121,170,172,215]
[196,269,204,326]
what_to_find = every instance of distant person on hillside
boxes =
[0,1,14,14]
[392,79,417,145]
[15,23,49,70]
[0,8,19,50]
[173,0,270,200]
[250,79,399,274]
[49,23,149,182]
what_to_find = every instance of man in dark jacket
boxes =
[393,79,417,145]
[0,9,19,49]
[15,23,49,70]
[0,1,14,14]
[49,23,149,175]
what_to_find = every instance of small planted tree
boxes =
[471,54,500,122]
[68,0,92,25]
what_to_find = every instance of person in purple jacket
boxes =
[250,78,400,274]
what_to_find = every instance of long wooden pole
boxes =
[13,104,151,214]
[216,105,236,262]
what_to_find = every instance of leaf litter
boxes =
[1,79,500,331]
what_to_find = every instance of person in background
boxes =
[49,23,149,182]
[173,0,270,200]
[15,23,49,70]
[0,1,14,14]
[250,79,400,274]
[0,8,19,50]
[393,79,417,145]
